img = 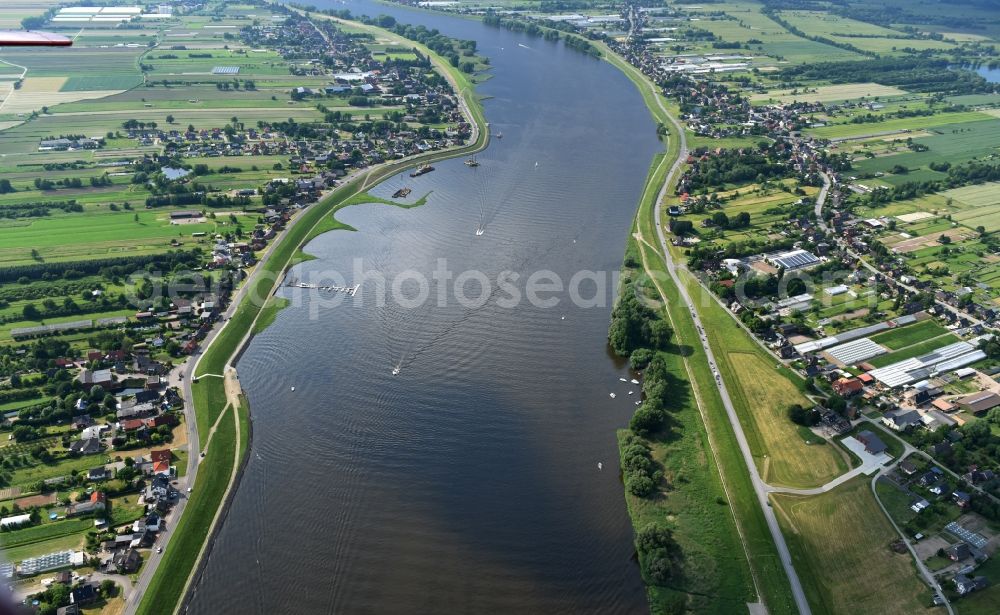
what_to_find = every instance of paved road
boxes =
[637,76,813,614]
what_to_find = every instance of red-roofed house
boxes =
[832,378,864,397]
[144,415,177,429]
[151,450,172,476]
[150,449,171,465]
[121,419,144,431]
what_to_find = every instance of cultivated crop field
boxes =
[783,0,994,45]
[725,350,847,487]
[866,333,960,368]
[942,182,1000,233]
[853,118,1000,176]
[808,110,993,140]
[0,48,144,80]
[0,209,255,265]
[752,83,908,105]
[868,319,949,350]
[684,2,864,64]
[772,477,932,615]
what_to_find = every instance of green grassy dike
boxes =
[135,404,237,615]
[605,48,797,613]
[135,12,489,613]
[617,235,757,612]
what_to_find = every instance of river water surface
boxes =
[187,1,660,612]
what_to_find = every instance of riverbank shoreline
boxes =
[592,35,805,615]
[131,10,491,613]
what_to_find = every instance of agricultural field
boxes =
[778,10,957,54]
[0,208,254,266]
[808,110,994,140]
[0,2,57,29]
[752,83,909,105]
[868,319,949,350]
[852,118,1000,178]
[866,332,961,368]
[680,2,865,65]
[771,477,933,615]
[943,182,1000,232]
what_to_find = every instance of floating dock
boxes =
[290,282,360,296]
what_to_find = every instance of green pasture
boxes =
[808,111,993,139]
[0,209,254,265]
[854,119,1000,175]
[868,319,948,350]
[0,48,143,79]
[866,333,961,368]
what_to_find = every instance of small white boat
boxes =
[630,379,640,385]
[290,386,295,391]
[475,227,485,236]
[619,377,628,382]
[609,393,616,399]
[628,391,634,395]
[392,366,400,376]
[634,401,641,406]
[597,462,603,471]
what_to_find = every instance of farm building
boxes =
[956,391,1000,415]
[826,337,886,365]
[765,249,821,271]
[867,340,985,388]
[18,550,84,576]
[793,315,915,355]
[0,514,31,529]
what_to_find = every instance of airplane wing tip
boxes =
[0,30,73,47]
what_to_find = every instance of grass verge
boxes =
[134,404,236,615]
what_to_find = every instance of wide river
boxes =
[187,1,661,612]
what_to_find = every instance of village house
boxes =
[66,492,106,517]
[881,408,922,431]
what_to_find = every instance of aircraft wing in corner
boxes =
[0,31,73,47]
